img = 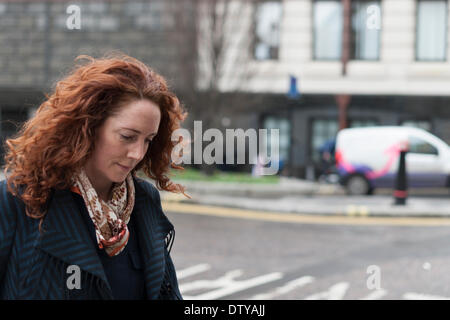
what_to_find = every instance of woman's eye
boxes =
[121,135,151,144]
[121,135,132,140]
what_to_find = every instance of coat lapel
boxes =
[34,187,113,298]
[133,177,173,300]
[34,176,171,300]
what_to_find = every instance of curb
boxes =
[169,178,345,198]
[161,192,450,218]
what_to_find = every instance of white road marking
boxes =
[177,264,211,280]
[422,262,431,271]
[180,269,244,292]
[181,271,284,300]
[304,282,350,300]
[177,264,450,300]
[250,276,315,300]
[360,289,388,300]
[403,293,450,300]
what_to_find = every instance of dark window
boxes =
[263,116,291,163]
[311,119,339,162]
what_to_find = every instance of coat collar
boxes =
[34,176,171,299]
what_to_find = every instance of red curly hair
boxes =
[3,52,188,231]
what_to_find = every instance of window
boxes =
[311,119,339,162]
[351,0,381,60]
[416,0,447,61]
[263,116,290,163]
[313,0,343,60]
[408,137,438,155]
[254,1,282,60]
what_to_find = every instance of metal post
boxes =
[393,144,409,205]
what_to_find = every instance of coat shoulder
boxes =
[133,177,173,226]
[133,177,162,206]
[0,179,20,270]
[0,179,23,221]
[0,179,15,199]
[133,176,176,247]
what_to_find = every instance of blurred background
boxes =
[0,0,449,181]
[1,0,450,300]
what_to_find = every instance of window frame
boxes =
[252,0,283,61]
[309,117,339,163]
[350,0,382,61]
[312,0,343,61]
[415,0,448,62]
[261,114,292,164]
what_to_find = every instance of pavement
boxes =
[1,170,448,217]
[160,177,450,218]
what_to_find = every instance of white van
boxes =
[335,126,450,195]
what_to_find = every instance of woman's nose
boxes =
[127,141,147,161]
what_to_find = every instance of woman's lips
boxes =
[117,163,131,171]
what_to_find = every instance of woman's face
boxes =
[84,98,161,188]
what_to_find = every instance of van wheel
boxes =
[346,175,370,195]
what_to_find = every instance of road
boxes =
[165,202,450,300]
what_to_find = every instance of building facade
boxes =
[197,0,450,178]
[1,0,449,179]
[0,0,197,164]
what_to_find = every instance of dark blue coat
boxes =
[0,176,182,300]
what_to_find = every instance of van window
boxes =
[408,137,438,155]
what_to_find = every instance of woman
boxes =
[0,53,189,299]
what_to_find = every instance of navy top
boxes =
[71,191,147,300]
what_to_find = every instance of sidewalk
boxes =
[1,171,447,217]
[165,176,336,198]
[161,178,450,218]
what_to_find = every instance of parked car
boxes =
[335,126,450,195]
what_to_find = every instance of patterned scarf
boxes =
[70,167,135,257]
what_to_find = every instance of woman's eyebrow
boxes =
[121,127,157,137]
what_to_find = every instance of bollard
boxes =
[393,142,408,205]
